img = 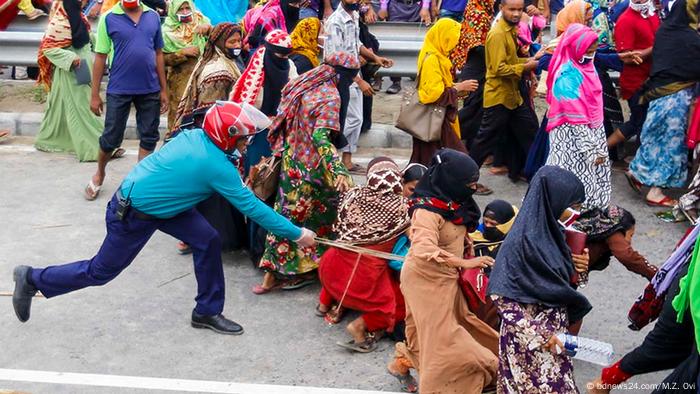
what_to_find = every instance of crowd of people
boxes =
[5,0,700,392]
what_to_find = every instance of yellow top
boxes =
[416,18,462,137]
[483,17,528,110]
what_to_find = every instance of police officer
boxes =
[12,102,316,335]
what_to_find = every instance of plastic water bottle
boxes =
[556,333,614,366]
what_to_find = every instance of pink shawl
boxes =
[546,23,603,132]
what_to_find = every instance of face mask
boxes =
[343,1,360,12]
[177,12,193,23]
[228,48,242,58]
[579,53,595,64]
[630,0,655,17]
[482,226,506,242]
[558,208,581,228]
[121,0,140,9]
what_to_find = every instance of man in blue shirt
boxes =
[85,0,169,201]
[12,102,317,335]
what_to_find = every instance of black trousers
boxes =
[469,103,538,180]
[621,264,699,393]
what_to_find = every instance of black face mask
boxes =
[227,47,242,58]
[343,1,360,12]
[482,226,506,242]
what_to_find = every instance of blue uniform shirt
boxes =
[120,130,302,241]
[95,3,164,95]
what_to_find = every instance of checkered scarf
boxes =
[333,159,410,245]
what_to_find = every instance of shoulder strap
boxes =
[416,52,431,87]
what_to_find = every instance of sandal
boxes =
[315,304,330,317]
[110,147,126,160]
[646,196,678,208]
[625,171,643,194]
[281,277,316,290]
[347,163,366,175]
[323,306,345,324]
[336,338,378,353]
[0,130,9,142]
[475,183,493,196]
[388,370,418,393]
[84,180,101,201]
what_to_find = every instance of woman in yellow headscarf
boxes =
[289,17,321,74]
[410,18,479,166]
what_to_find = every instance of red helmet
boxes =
[203,101,271,152]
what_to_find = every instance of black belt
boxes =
[116,189,159,221]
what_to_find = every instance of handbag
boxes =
[394,54,446,143]
[249,155,280,201]
[458,268,489,313]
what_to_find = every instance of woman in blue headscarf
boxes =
[488,165,592,393]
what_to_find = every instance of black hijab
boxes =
[334,65,360,132]
[647,0,700,90]
[281,0,301,32]
[261,42,292,116]
[483,199,515,224]
[409,149,481,230]
[63,0,90,49]
[487,166,592,323]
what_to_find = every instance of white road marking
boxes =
[0,145,139,156]
[0,369,401,394]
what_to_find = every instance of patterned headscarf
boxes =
[291,17,321,68]
[334,157,410,245]
[172,23,243,133]
[37,0,91,90]
[161,0,209,53]
[229,29,292,105]
[268,52,360,168]
[450,0,494,71]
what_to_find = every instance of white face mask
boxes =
[630,0,655,18]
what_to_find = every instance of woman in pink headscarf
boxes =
[545,23,610,214]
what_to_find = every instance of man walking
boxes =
[13,102,317,335]
[324,0,393,173]
[85,0,168,200]
[469,0,539,182]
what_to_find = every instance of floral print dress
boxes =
[492,295,578,394]
[259,127,349,276]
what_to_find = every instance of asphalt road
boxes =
[0,139,689,393]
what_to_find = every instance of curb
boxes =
[0,112,412,150]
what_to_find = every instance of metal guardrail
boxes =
[0,18,425,77]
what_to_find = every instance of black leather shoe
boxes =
[13,265,37,323]
[191,311,244,335]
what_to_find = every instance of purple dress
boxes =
[493,296,579,393]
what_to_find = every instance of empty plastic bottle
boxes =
[556,333,614,366]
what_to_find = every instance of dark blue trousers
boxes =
[30,194,226,316]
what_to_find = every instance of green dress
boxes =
[34,45,103,162]
[259,127,350,277]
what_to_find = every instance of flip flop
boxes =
[388,370,418,393]
[336,339,377,353]
[475,183,493,196]
[347,164,366,175]
[111,147,126,160]
[646,196,678,208]
[625,172,643,194]
[0,130,9,142]
[282,277,316,290]
[315,304,329,317]
[84,180,101,201]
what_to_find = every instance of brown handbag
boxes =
[249,155,281,201]
[394,53,446,143]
